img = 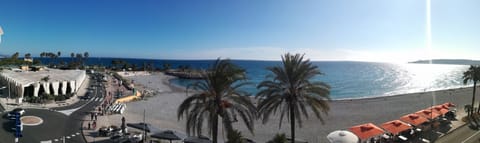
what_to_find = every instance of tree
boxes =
[178,59,256,143]
[463,65,480,115]
[25,53,31,59]
[267,133,288,143]
[256,53,331,143]
[226,130,247,143]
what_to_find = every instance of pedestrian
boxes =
[90,112,94,121]
[93,121,96,129]
[87,122,91,130]
[94,114,97,120]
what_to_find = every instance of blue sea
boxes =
[39,57,471,100]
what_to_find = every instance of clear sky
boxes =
[0,0,479,62]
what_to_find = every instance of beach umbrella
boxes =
[327,130,359,143]
[348,123,385,141]
[126,122,162,133]
[415,109,441,119]
[183,136,212,143]
[151,130,187,143]
[400,114,429,126]
[380,120,412,135]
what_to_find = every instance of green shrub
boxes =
[267,133,288,143]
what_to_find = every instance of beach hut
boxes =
[400,114,429,126]
[380,120,412,135]
[349,123,384,142]
[415,110,441,120]
[327,130,359,143]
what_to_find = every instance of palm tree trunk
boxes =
[472,82,477,116]
[213,113,218,143]
[290,102,295,143]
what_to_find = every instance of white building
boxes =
[0,68,86,104]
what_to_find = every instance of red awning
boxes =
[400,114,429,126]
[349,123,385,140]
[380,120,412,135]
[415,109,441,119]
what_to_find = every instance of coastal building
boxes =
[0,68,86,104]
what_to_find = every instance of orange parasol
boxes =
[349,123,385,140]
[415,109,440,119]
[443,102,456,107]
[400,114,429,126]
[427,105,449,115]
[380,120,412,135]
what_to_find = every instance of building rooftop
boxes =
[1,68,85,86]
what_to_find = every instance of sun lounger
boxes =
[421,138,430,143]
[398,135,407,141]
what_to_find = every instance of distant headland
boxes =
[409,59,480,65]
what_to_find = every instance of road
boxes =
[436,123,480,143]
[0,73,107,143]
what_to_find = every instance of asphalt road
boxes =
[437,123,480,143]
[0,73,107,143]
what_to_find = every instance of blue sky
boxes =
[0,0,479,62]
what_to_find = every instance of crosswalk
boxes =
[81,97,104,102]
[40,132,81,143]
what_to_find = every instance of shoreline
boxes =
[118,71,472,142]
[166,74,475,102]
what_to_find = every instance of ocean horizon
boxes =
[36,57,472,100]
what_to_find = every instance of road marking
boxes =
[76,132,80,135]
[54,139,59,142]
[71,134,75,137]
[66,136,71,139]
[462,129,480,143]
[40,140,52,143]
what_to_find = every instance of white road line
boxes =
[71,134,75,137]
[53,139,59,142]
[462,129,480,143]
[76,132,80,135]
[40,140,52,143]
[66,136,71,139]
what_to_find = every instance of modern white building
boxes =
[0,68,86,104]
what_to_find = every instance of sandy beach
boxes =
[115,72,473,142]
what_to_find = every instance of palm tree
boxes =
[178,59,256,143]
[463,65,480,115]
[256,53,331,143]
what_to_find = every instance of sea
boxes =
[38,57,472,100]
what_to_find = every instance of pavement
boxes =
[82,72,142,143]
[0,73,107,143]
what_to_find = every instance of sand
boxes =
[117,72,473,142]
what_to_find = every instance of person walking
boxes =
[90,112,94,121]
[88,122,91,130]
